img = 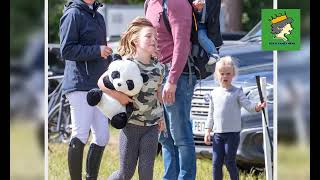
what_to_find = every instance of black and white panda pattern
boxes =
[86,54,148,129]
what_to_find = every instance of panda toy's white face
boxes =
[106,60,143,97]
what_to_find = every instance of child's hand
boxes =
[158,118,165,132]
[114,91,133,105]
[204,129,212,145]
[255,101,267,112]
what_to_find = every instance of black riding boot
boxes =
[86,143,105,180]
[68,137,85,180]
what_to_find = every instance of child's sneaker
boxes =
[207,54,220,65]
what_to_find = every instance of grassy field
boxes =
[10,120,310,180]
[277,142,310,180]
[10,120,44,180]
[49,127,265,180]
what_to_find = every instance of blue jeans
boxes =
[197,28,218,56]
[212,132,240,180]
[159,70,197,180]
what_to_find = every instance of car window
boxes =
[236,71,273,84]
[204,64,273,84]
[247,85,273,103]
[240,21,261,41]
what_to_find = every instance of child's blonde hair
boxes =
[214,56,239,79]
[117,16,154,57]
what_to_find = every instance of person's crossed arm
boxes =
[97,71,133,105]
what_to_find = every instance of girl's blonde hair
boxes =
[214,56,239,79]
[117,16,154,57]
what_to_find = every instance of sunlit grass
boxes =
[10,120,44,180]
[278,142,310,180]
[49,126,265,179]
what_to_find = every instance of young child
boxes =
[192,0,222,65]
[98,17,165,180]
[204,56,266,180]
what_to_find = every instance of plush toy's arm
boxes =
[87,88,103,106]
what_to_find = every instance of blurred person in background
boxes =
[277,1,310,179]
[10,3,44,173]
[277,38,310,180]
[59,0,113,179]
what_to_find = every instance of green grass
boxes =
[278,142,310,180]
[10,120,44,180]
[49,127,265,179]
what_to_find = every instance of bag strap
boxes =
[146,0,196,34]
[162,0,171,33]
[144,0,171,33]
[144,0,150,15]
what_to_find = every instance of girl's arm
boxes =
[155,96,165,132]
[157,66,165,131]
[204,94,213,145]
[205,94,214,130]
[157,64,165,104]
[97,72,133,105]
[157,82,163,105]
[238,87,258,112]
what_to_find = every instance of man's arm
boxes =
[166,0,192,84]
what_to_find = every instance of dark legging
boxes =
[212,132,240,180]
[108,123,159,180]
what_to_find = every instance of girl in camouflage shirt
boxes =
[105,17,165,180]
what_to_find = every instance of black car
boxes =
[191,21,273,170]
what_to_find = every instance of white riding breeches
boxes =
[66,91,109,146]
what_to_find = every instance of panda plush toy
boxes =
[87,54,148,129]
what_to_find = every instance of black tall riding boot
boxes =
[68,137,85,180]
[86,143,105,180]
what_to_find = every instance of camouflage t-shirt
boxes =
[129,59,165,126]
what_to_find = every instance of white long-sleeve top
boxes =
[205,85,257,133]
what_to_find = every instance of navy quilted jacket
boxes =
[59,0,111,95]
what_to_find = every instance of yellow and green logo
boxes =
[262,9,300,51]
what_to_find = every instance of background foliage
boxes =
[48,0,272,43]
[10,0,43,58]
[11,0,309,54]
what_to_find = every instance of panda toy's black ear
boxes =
[141,73,149,83]
[112,54,122,61]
